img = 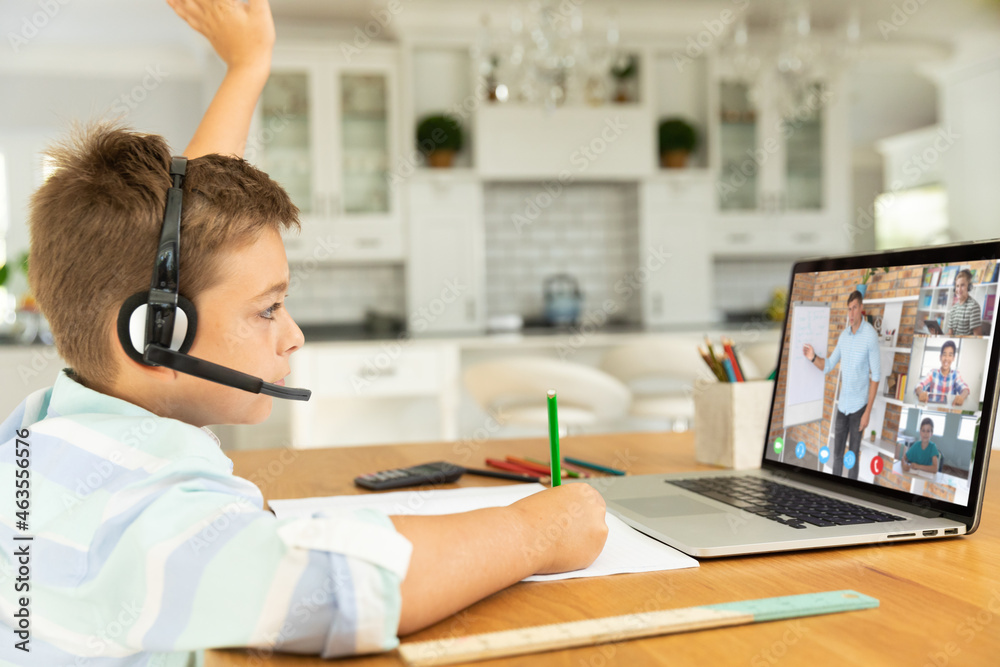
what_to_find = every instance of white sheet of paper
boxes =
[269,484,698,581]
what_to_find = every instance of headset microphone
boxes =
[117,156,311,402]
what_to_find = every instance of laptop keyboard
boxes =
[669,476,906,530]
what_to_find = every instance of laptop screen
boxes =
[764,250,999,513]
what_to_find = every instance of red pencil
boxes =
[486,458,539,476]
[723,338,745,382]
[504,456,553,476]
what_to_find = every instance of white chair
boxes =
[599,340,709,431]
[462,357,631,434]
[736,341,781,380]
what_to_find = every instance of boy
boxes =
[0,1,608,665]
[915,340,970,407]
[902,417,941,474]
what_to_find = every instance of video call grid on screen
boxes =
[765,259,998,508]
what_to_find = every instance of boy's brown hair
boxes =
[28,123,299,392]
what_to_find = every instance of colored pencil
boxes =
[560,459,596,477]
[564,456,626,476]
[723,339,744,382]
[506,456,562,477]
[462,467,543,484]
[524,456,586,478]
[547,390,561,487]
[698,345,727,382]
[726,337,747,381]
[721,357,738,383]
[486,458,540,476]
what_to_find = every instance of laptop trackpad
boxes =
[617,496,727,518]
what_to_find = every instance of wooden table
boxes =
[206,433,1000,667]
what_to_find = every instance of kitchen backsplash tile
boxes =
[286,263,405,324]
[713,258,793,317]
[484,182,642,323]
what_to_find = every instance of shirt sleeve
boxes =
[952,372,969,395]
[824,336,842,375]
[867,332,881,381]
[969,300,983,331]
[28,463,411,661]
[918,373,934,393]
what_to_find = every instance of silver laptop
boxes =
[586,240,998,557]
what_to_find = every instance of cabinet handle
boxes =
[466,299,476,322]
[355,238,382,249]
[357,364,397,378]
[728,232,752,244]
[793,232,819,244]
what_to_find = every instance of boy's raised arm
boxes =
[168,0,275,159]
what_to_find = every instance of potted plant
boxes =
[610,54,638,103]
[658,118,698,168]
[416,114,463,168]
[856,267,884,297]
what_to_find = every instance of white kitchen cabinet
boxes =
[475,106,655,180]
[289,341,460,447]
[640,174,714,325]
[406,173,485,333]
[252,44,403,263]
[708,63,851,258]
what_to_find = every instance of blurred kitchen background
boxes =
[2,0,999,449]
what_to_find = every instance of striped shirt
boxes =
[917,368,970,404]
[944,296,982,336]
[0,371,410,667]
[825,319,881,415]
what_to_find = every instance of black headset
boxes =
[116,156,311,401]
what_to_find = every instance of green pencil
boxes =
[547,390,561,487]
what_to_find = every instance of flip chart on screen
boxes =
[783,302,831,428]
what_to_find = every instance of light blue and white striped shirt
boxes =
[825,319,881,415]
[0,371,411,667]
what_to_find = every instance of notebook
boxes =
[586,240,999,557]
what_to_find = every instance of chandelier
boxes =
[473,1,629,108]
[720,2,861,119]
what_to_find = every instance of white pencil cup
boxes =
[694,380,775,470]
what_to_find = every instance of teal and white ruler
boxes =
[398,590,878,667]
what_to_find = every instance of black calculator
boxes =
[354,461,464,491]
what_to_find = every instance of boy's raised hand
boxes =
[168,0,274,74]
[169,0,276,159]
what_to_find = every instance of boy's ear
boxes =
[116,291,198,364]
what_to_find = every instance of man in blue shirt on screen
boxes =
[802,290,881,480]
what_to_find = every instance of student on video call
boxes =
[902,417,941,474]
[802,290,880,480]
[944,269,983,336]
[915,340,970,406]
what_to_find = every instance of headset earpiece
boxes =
[117,291,198,365]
